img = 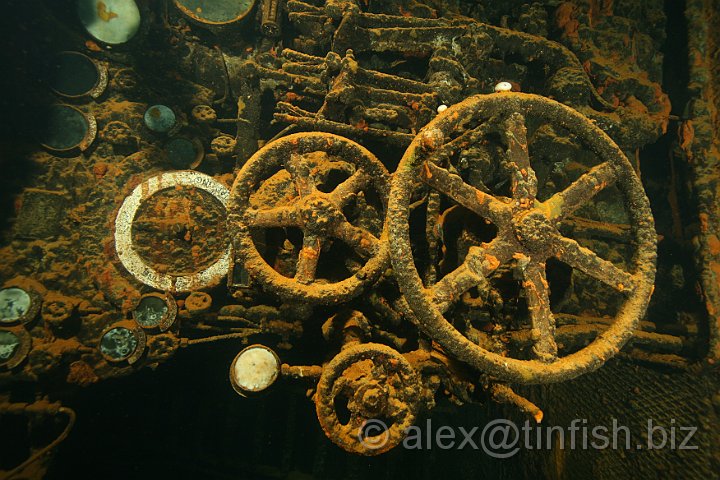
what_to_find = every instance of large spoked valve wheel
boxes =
[388,93,657,384]
[315,343,421,455]
[229,132,390,305]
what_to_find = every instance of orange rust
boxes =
[708,235,720,255]
[92,163,108,179]
[398,5,412,17]
[85,40,102,52]
[680,120,695,151]
[284,92,304,103]
[700,213,710,233]
[67,361,100,386]
[556,3,579,39]
[484,254,500,271]
[423,162,432,179]
[96,1,118,22]
[353,118,369,132]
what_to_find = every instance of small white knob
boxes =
[437,104,448,113]
[494,82,513,93]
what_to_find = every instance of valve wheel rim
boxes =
[315,343,420,455]
[387,92,657,384]
[229,132,391,305]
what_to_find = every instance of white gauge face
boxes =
[77,0,141,45]
[0,288,31,323]
[232,346,280,393]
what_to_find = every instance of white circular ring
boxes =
[114,170,231,292]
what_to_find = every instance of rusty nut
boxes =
[191,104,217,124]
[185,291,212,316]
[210,135,237,158]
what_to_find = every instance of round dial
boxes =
[100,327,139,362]
[0,330,21,362]
[174,0,256,25]
[0,288,31,323]
[77,0,141,45]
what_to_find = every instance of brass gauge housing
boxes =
[132,293,178,332]
[229,345,281,397]
[173,0,257,31]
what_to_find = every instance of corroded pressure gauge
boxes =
[173,0,257,30]
[0,287,41,326]
[47,52,108,100]
[164,137,204,169]
[99,325,146,364]
[229,345,281,397]
[144,105,177,134]
[77,0,141,45]
[39,104,97,154]
[132,293,177,332]
[0,328,31,370]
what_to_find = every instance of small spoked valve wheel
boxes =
[388,92,657,384]
[315,343,420,455]
[229,132,390,305]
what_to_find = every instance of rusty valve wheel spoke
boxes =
[505,112,537,206]
[329,169,372,206]
[388,92,656,384]
[541,161,618,222]
[245,205,301,228]
[437,119,499,158]
[554,237,635,293]
[421,160,511,225]
[285,152,317,196]
[520,260,558,362]
[332,220,381,259]
[230,132,390,305]
[295,234,323,284]
[430,240,506,313]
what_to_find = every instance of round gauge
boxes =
[144,105,177,133]
[0,330,21,363]
[0,328,31,369]
[77,0,141,45]
[39,104,96,153]
[229,345,281,396]
[131,186,228,275]
[114,171,231,292]
[165,137,204,169]
[47,52,106,99]
[100,326,140,362]
[174,0,256,26]
[132,293,177,331]
[0,288,32,323]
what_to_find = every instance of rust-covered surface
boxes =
[0,0,717,478]
[683,0,720,364]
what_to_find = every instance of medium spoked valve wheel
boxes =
[229,132,390,305]
[388,92,657,384]
[315,343,420,455]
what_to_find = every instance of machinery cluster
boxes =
[5,0,702,471]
